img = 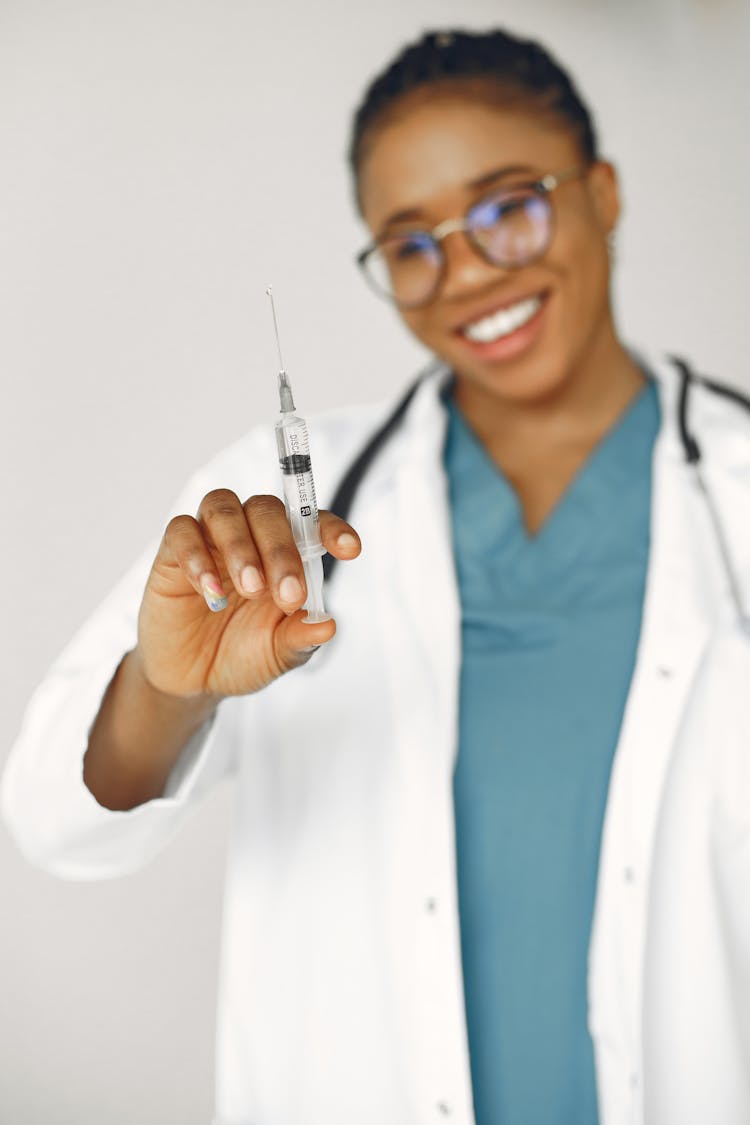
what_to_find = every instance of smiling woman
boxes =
[348,31,648,539]
[4,24,750,1125]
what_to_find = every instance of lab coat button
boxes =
[624,866,636,884]
[425,897,438,912]
[629,1072,639,1090]
[436,1101,452,1115]
[657,665,674,678]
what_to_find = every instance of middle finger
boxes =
[197,488,266,599]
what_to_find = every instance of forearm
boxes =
[83,648,221,811]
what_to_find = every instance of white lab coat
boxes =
[3,353,750,1125]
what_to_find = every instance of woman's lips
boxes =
[454,291,550,362]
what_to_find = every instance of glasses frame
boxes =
[356,163,589,309]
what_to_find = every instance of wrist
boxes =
[128,647,223,721]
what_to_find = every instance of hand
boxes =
[136,490,361,699]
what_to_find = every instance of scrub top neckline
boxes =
[444,374,658,549]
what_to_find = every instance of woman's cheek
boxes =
[400,309,440,350]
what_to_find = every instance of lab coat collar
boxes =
[383,349,713,731]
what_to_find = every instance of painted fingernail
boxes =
[240,565,264,595]
[200,574,228,612]
[336,532,358,552]
[279,575,303,604]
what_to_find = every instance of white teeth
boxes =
[463,295,542,343]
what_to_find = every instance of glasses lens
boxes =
[469,188,551,267]
[363,232,441,307]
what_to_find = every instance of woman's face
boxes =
[358,93,620,406]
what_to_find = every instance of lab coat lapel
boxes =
[588,355,713,1121]
[391,372,462,744]
[369,373,475,1121]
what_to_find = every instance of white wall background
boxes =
[1,1,748,1121]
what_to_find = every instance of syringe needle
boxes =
[265,285,285,374]
[266,286,295,413]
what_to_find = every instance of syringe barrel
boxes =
[275,412,324,561]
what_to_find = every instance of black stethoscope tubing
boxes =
[323,356,750,633]
[672,356,750,633]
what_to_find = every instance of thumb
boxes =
[273,610,337,673]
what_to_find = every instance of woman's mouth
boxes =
[455,291,549,360]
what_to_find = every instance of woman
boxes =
[3,27,750,1125]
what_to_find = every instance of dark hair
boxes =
[349,28,599,191]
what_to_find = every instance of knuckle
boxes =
[244,494,284,519]
[265,543,300,570]
[164,514,197,543]
[200,488,241,518]
[222,535,253,560]
[320,509,350,529]
[162,516,206,573]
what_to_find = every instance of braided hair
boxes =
[349,28,599,201]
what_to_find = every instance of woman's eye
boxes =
[474,193,531,228]
[387,234,433,261]
[499,197,529,218]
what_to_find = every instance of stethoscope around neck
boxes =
[672,356,750,635]
[323,355,750,635]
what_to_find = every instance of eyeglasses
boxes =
[356,164,588,309]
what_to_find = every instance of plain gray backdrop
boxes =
[2,0,749,1121]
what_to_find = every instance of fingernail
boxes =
[240,565,264,595]
[279,575,304,604]
[200,574,228,612]
[299,645,321,655]
[337,532,358,552]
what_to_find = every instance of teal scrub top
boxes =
[444,377,660,1125]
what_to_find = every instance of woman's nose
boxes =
[438,229,509,300]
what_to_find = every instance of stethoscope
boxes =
[323,356,750,634]
[672,356,750,634]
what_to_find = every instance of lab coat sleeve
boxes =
[1,556,241,879]
[0,443,268,880]
[1,400,380,880]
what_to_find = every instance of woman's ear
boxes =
[587,160,621,235]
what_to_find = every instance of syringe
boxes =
[266,287,329,624]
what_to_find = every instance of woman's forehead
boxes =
[358,96,579,228]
